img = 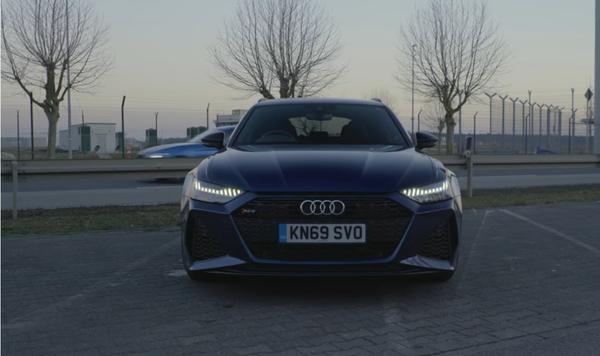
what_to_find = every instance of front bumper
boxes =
[180,192,461,277]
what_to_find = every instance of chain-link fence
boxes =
[414,90,596,155]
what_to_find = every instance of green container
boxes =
[145,129,157,146]
[186,126,207,139]
[80,125,91,152]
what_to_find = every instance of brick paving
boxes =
[2,202,600,355]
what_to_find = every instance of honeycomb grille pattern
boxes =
[189,215,227,260]
[417,222,452,260]
[233,197,412,261]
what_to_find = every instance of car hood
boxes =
[195,147,444,193]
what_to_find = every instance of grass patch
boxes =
[462,185,600,209]
[2,185,599,235]
[1,205,179,235]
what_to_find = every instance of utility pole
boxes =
[29,92,34,160]
[569,109,577,154]
[509,97,519,153]
[457,90,464,153]
[558,107,564,144]
[81,110,85,125]
[206,103,210,129]
[547,104,553,148]
[519,99,528,154]
[121,96,126,159]
[155,112,159,146]
[571,88,575,153]
[66,0,73,159]
[595,0,600,154]
[499,95,508,150]
[16,110,20,161]
[484,92,497,137]
[458,105,463,152]
[528,91,533,141]
[539,104,546,148]
[411,44,417,135]
[473,112,478,154]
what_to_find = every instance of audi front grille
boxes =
[233,197,412,261]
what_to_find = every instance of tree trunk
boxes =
[444,112,456,154]
[45,109,60,159]
[279,77,290,98]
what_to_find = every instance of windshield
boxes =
[232,104,408,147]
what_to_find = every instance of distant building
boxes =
[59,123,116,153]
[186,126,207,139]
[215,109,247,127]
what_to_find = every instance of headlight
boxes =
[401,178,451,203]
[148,153,167,158]
[190,177,244,203]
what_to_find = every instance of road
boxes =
[3,202,600,355]
[2,164,599,209]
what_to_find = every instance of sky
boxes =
[0,0,595,140]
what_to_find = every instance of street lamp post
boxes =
[457,90,464,153]
[66,0,72,159]
[473,112,479,154]
[417,109,423,133]
[594,0,600,154]
[411,44,417,135]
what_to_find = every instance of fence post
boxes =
[11,161,18,220]
[464,137,473,198]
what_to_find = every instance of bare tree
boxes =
[365,88,400,114]
[211,0,343,99]
[398,0,507,153]
[2,0,110,158]
[423,103,446,154]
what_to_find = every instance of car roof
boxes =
[253,97,386,107]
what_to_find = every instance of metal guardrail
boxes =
[1,157,204,175]
[2,155,599,175]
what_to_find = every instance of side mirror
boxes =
[415,132,438,150]
[201,132,225,149]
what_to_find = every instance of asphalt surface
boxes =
[2,165,599,209]
[3,202,600,355]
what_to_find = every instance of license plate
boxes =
[278,224,366,244]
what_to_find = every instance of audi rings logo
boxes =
[299,200,346,216]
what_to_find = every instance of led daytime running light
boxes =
[402,179,449,198]
[193,180,242,198]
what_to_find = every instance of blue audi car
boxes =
[138,126,236,158]
[180,98,462,281]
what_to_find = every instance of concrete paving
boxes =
[2,202,600,355]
